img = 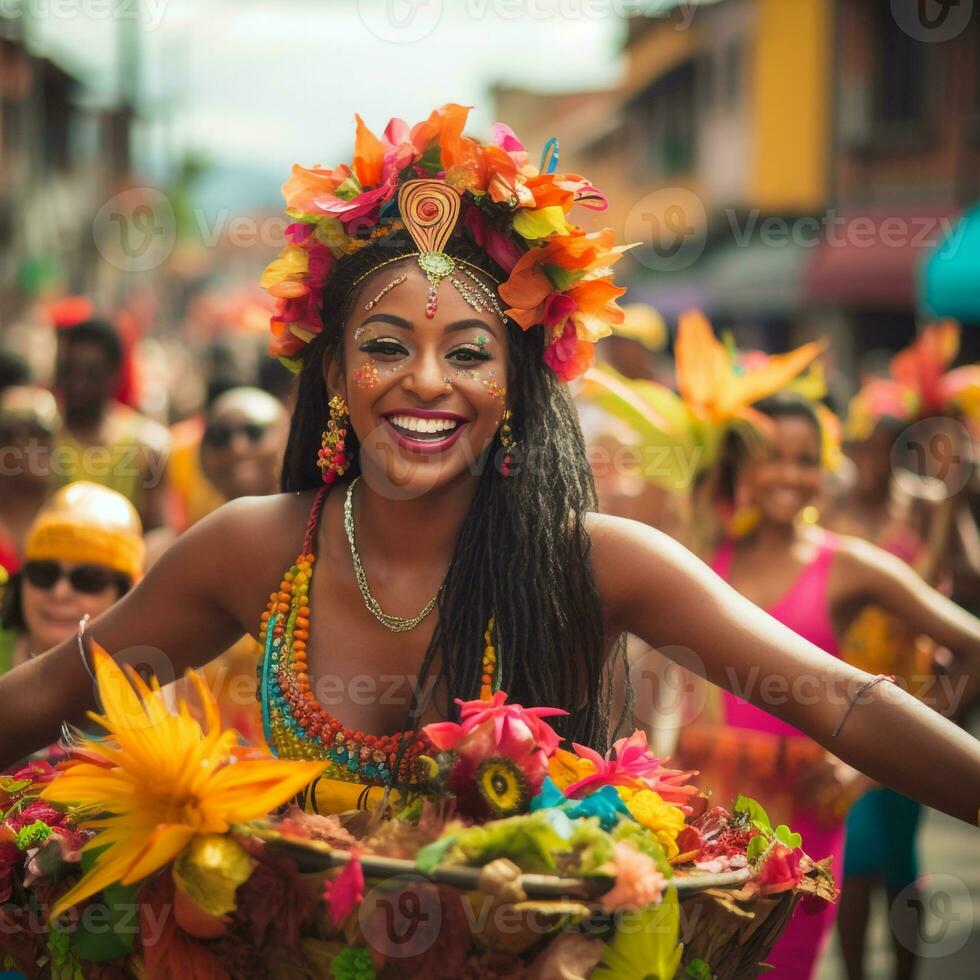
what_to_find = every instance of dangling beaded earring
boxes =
[497,408,517,478]
[317,394,351,485]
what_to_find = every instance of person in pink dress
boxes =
[677,393,975,979]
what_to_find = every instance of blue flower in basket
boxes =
[530,777,630,831]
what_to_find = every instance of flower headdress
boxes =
[846,321,980,441]
[578,311,825,487]
[260,103,632,381]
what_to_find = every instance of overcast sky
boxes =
[23,0,627,204]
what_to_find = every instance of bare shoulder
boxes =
[157,490,323,629]
[828,530,897,576]
[824,528,914,602]
[583,511,704,632]
[191,491,320,562]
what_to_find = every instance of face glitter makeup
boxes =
[353,363,380,390]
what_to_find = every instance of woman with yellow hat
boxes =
[0,482,143,673]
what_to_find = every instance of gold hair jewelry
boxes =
[364,274,408,311]
[398,179,462,318]
[451,267,506,321]
[344,476,442,632]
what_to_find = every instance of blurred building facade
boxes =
[0,15,136,330]
[495,0,980,393]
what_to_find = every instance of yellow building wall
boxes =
[750,0,832,210]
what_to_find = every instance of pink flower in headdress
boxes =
[312,180,398,228]
[542,292,577,328]
[382,116,417,173]
[543,320,594,383]
[492,123,529,167]
[284,222,312,245]
[306,243,333,290]
[463,208,523,273]
[564,730,698,808]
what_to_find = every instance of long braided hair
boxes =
[281,228,629,750]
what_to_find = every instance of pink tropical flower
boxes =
[599,841,666,911]
[462,207,523,273]
[542,292,577,328]
[491,122,528,166]
[424,692,567,813]
[424,691,566,760]
[564,731,698,809]
[324,850,364,927]
[756,844,804,895]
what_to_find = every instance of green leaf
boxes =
[332,173,362,202]
[746,835,769,862]
[686,958,714,980]
[69,879,142,962]
[0,776,31,795]
[419,143,443,176]
[543,263,583,292]
[611,821,673,878]
[418,811,574,875]
[415,835,457,875]
[591,886,683,980]
[774,824,803,850]
[732,795,773,836]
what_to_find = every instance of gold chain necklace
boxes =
[344,476,443,632]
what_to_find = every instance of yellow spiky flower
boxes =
[42,646,325,919]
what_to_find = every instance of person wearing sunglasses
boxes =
[199,387,288,504]
[0,482,143,673]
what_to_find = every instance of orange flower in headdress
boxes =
[675,311,824,427]
[578,311,825,484]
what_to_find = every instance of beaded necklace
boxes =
[258,486,500,789]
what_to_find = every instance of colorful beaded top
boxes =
[257,485,500,791]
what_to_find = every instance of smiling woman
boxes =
[0,107,978,852]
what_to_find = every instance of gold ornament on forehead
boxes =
[398,179,463,318]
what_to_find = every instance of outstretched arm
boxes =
[0,496,290,768]
[588,513,980,827]
[836,535,980,714]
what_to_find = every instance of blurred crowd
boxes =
[0,297,293,745]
